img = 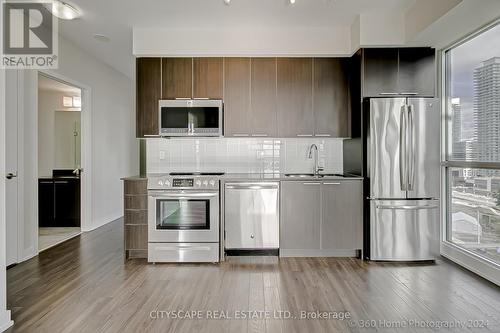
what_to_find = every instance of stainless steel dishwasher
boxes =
[224,182,279,250]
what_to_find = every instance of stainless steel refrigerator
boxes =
[368,98,440,261]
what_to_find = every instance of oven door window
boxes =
[156,199,210,230]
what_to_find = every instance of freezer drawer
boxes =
[148,242,219,263]
[224,182,279,249]
[370,199,439,261]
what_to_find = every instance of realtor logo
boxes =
[1,1,58,69]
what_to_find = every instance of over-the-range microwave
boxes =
[158,99,223,137]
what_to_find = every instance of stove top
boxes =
[169,172,225,176]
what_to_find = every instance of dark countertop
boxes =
[121,175,148,181]
[221,173,363,181]
[39,176,80,180]
[121,173,363,181]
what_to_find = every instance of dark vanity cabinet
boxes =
[38,178,81,227]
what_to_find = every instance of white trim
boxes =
[38,70,92,235]
[0,311,13,333]
[441,242,500,286]
[0,39,14,331]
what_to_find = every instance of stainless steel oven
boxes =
[159,99,223,137]
[148,191,219,242]
[147,174,221,263]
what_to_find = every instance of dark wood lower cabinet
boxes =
[123,178,148,259]
[38,180,55,228]
[38,178,80,227]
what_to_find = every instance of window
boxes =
[444,22,500,265]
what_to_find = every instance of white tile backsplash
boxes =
[146,138,344,174]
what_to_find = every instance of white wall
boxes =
[409,0,500,48]
[9,35,137,264]
[147,138,344,175]
[359,12,406,46]
[133,26,352,57]
[48,37,138,231]
[38,90,81,177]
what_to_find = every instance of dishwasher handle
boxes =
[225,182,279,190]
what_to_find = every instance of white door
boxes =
[5,70,19,266]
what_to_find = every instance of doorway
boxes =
[37,74,82,251]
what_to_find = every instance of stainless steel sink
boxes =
[284,173,324,178]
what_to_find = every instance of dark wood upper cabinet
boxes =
[251,58,277,137]
[363,47,435,97]
[136,58,161,137]
[277,58,314,137]
[313,58,349,137]
[193,58,223,99]
[162,58,192,99]
[398,48,435,97]
[224,58,251,136]
[362,48,399,97]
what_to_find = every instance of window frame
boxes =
[440,18,500,273]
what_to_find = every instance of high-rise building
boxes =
[473,57,500,164]
[451,98,466,160]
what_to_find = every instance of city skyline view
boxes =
[448,23,500,265]
[450,24,500,141]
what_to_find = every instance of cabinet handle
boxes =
[323,182,341,185]
[315,134,331,137]
[251,134,268,137]
[143,135,160,137]
[174,97,191,100]
[379,93,399,96]
[55,181,69,184]
[193,97,210,100]
[399,92,419,95]
[232,134,249,137]
[303,182,320,185]
[297,134,313,137]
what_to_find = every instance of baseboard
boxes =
[279,249,358,257]
[441,242,500,286]
[82,213,122,232]
[0,310,13,333]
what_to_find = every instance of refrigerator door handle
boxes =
[399,105,408,191]
[375,204,439,210]
[407,104,416,191]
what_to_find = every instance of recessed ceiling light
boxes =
[223,0,231,5]
[47,1,81,20]
[289,0,296,4]
[93,34,111,43]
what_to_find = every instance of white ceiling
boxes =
[59,0,417,77]
[38,75,81,95]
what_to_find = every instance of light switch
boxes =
[159,151,166,160]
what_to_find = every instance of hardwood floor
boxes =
[7,219,500,332]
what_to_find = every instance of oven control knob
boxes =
[164,180,171,187]
[195,180,202,187]
[209,180,216,187]
[158,180,164,186]
[203,180,208,187]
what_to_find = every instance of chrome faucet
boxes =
[308,144,323,176]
